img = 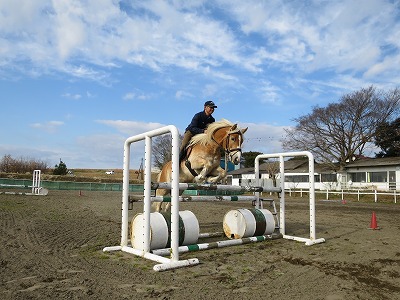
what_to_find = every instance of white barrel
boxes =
[131,210,199,250]
[223,208,275,239]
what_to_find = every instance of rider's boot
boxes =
[178,148,186,162]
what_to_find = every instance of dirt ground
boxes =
[1,190,400,300]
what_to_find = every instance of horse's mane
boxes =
[188,119,234,147]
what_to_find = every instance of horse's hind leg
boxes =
[152,200,162,212]
[153,188,168,212]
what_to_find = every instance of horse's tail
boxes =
[155,161,172,210]
[156,161,173,189]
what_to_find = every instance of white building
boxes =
[227,157,400,191]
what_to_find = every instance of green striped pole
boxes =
[151,182,281,194]
[150,195,260,202]
[151,234,282,256]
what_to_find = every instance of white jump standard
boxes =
[0,170,48,196]
[103,126,199,271]
[255,151,325,246]
[103,125,325,272]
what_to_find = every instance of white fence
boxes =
[286,188,398,204]
[240,178,398,203]
[240,178,400,193]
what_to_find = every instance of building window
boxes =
[286,175,309,183]
[321,174,337,182]
[369,172,387,182]
[349,172,366,182]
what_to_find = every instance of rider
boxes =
[179,100,218,161]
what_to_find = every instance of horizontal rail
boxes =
[152,234,283,256]
[151,195,258,202]
[0,184,33,188]
[128,195,277,203]
[151,182,281,193]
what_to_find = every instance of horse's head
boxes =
[225,124,248,165]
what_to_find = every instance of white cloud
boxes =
[1,0,399,85]
[220,0,399,77]
[0,144,54,163]
[30,121,64,133]
[62,93,82,100]
[122,93,135,100]
[240,122,289,154]
[258,81,281,104]
[96,120,166,136]
[75,133,125,168]
[122,90,152,101]
[175,90,193,100]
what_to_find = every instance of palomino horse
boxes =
[153,119,248,212]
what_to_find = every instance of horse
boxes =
[153,119,248,212]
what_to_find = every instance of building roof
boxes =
[344,156,400,168]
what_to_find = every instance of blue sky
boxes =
[1,0,399,169]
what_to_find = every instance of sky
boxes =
[1,0,400,170]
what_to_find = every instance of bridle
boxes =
[211,127,243,162]
[224,130,243,162]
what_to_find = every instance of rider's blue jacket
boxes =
[185,111,215,135]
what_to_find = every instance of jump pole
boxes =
[152,234,283,257]
[149,195,269,202]
[151,182,281,193]
[255,151,325,246]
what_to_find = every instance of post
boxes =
[255,151,324,246]
[170,125,180,262]
[306,151,316,241]
[121,140,131,247]
[143,136,152,253]
[32,170,41,194]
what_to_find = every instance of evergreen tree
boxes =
[53,159,68,175]
[242,151,265,168]
[375,118,400,157]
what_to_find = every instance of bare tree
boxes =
[152,133,183,169]
[281,86,400,171]
[0,154,49,173]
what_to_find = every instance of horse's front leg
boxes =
[194,165,212,183]
[205,166,227,183]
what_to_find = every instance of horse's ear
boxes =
[231,124,238,131]
[241,127,248,134]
